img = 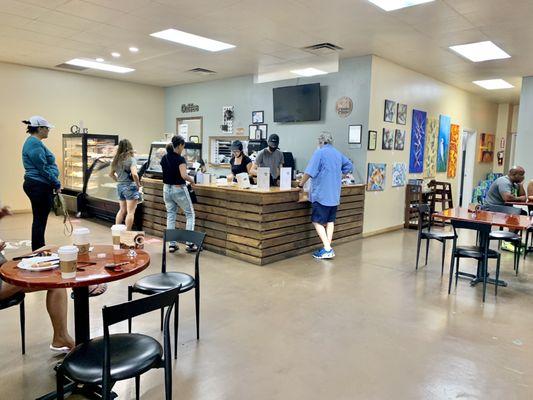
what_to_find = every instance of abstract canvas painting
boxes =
[424,117,438,178]
[382,128,393,150]
[392,163,407,187]
[409,109,427,173]
[367,163,386,191]
[394,129,406,150]
[384,100,396,123]
[478,133,495,163]
[397,103,407,125]
[447,124,460,178]
[437,115,451,173]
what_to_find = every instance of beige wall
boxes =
[364,56,499,235]
[0,62,165,211]
[493,103,511,174]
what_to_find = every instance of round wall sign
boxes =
[336,96,353,118]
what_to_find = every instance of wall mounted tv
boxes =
[273,83,321,123]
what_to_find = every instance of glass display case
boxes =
[62,134,118,194]
[144,142,168,178]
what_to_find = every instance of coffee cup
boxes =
[111,224,127,250]
[58,245,78,279]
[73,227,90,255]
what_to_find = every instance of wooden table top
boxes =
[505,201,533,206]
[0,245,150,289]
[434,207,532,230]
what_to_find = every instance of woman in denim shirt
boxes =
[109,139,141,230]
[160,135,197,252]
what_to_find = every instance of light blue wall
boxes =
[165,55,372,181]
[516,76,533,180]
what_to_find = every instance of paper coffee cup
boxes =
[73,227,90,255]
[111,224,127,250]
[58,245,78,279]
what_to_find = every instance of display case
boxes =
[144,142,168,178]
[184,142,203,168]
[62,134,118,194]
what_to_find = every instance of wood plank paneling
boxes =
[141,178,365,265]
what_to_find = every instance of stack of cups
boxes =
[111,224,127,250]
[73,227,90,255]
[58,245,78,279]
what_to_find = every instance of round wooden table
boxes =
[0,244,150,345]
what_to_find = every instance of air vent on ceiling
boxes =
[302,42,343,56]
[187,67,217,75]
[55,63,88,71]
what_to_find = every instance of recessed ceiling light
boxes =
[449,41,511,62]
[290,68,328,77]
[65,58,134,74]
[473,79,514,90]
[150,28,235,52]
[111,52,121,58]
[96,58,104,62]
[129,47,139,53]
[367,0,434,11]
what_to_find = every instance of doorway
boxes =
[459,129,477,207]
[176,117,203,143]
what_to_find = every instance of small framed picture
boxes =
[348,125,362,144]
[368,130,377,150]
[249,124,268,140]
[257,124,268,140]
[396,103,407,125]
[382,128,393,150]
[384,99,396,123]
[252,110,264,124]
[249,124,258,139]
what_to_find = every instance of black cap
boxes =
[230,140,243,151]
[268,134,279,145]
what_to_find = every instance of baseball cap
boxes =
[26,116,55,128]
[267,134,279,145]
[230,140,243,151]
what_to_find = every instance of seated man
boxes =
[483,166,526,214]
[0,206,74,352]
[528,179,533,202]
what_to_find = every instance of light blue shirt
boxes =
[22,136,61,188]
[304,144,353,206]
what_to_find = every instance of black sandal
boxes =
[169,244,179,253]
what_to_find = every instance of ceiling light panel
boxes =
[473,79,514,90]
[150,29,235,52]
[367,0,434,11]
[290,68,328,77]
[449,41,511,62]
[65,58,134,73]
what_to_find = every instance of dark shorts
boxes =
[311,202,338,224]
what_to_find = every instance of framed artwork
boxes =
[478,133,495,163]
[367,163,386,191]
[384,99,396,123]
[423,117,438,178]
[437,115,451,172]
[249,124,268,140]
[368,130,377,150]
[392,163,407,187]
[252,111,264,124]
[348,125,362,144]
[382,128,393,150]
[394,129,406,150]
[397,103,407,125]
[447,124,460,178]
[409,109,427,173]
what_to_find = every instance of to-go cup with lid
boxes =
[111,224,127,250]
[58,245,79,279]
[73,227,90,255]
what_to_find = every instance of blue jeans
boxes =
[163,184,195,246]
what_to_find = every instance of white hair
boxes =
[318,131,334,145]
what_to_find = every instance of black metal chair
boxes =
[56,287,181,400]
[0,292,25,354]
[415,204,456,274]
[524,225,533,260]
[489,230,522,275]
[128,229,206,359]
[448,219,501,302]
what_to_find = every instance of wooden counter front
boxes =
[141,178,365,265]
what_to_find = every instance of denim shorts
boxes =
[117,182,140,201]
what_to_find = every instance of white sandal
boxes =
[49,344,71,353]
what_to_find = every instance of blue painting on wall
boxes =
[409,109,427,173]
[437,115,451,172]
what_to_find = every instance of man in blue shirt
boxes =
[298,132,353,259]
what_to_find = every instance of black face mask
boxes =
[268,145,277,152]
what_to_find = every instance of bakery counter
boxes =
[141,178,365,265]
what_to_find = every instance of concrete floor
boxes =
[1,214,533,399]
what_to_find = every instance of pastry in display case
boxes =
[62,133,118,202]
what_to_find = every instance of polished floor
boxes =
[1,214,533,399]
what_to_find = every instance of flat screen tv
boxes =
[273,83,321,122]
